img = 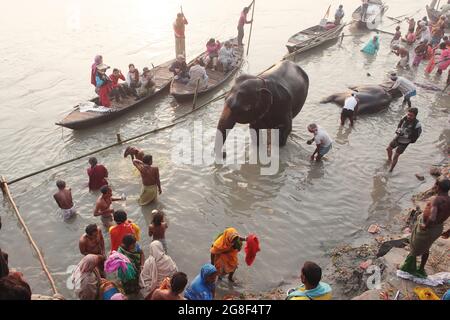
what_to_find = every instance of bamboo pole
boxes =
[192,78,200,110]
[1,176,59,296]
[246,0,256,56]
[7,120,185,186]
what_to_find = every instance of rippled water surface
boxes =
[0,0,448,298]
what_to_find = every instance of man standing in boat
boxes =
[361,0,369,22]
[237,1,254,46]
[334,5,345,25]
[173,10,188,59]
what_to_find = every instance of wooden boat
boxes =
[170,37,244,101]
[352,0,388,29]
[56,60,174,130]
[285,22,346,54]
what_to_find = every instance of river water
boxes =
[0,0,448,299]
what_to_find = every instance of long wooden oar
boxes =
[246,0,256,56]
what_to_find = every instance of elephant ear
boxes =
[257,88,273,115]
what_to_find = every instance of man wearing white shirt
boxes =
[307,123,333,162]
[341,93,359,127]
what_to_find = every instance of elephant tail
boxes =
[320,95,335,104]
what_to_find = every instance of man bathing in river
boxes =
[79,224,105,257]
[386,108,422,173]
[133,155,162,206]
[87,157,108,191]
[94,186,125,228]
[400,178,450,278]
[53,180,76,220]
[307,123,333,162]
[341,93,359,127]
[79,224,105,275]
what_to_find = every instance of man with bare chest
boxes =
[400,178,450,277]
[133,155,162,206]
[79,224,105,256]
[53,180,76,220]
[94,186,124,228]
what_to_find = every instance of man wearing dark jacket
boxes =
[387,108,422,172]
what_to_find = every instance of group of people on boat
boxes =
[90,55,157,107]
[168,38,239,89]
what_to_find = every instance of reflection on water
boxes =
[0,0,449,298]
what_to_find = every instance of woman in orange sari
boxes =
[210,227,246,282]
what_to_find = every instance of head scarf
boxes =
[211,228,239,253]
[139,241,178,299]
[184,263,217,300]
[72,254,101,300]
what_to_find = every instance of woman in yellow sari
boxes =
[210,227,246,282]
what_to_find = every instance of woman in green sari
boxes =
[118,234,145,294]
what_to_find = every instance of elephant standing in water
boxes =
[215,60,309,153]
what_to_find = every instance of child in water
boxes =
[148,210,168,253]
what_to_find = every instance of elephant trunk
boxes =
[215,105,236,158]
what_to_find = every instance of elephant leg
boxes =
[278,116,292,147]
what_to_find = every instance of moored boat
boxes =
[352,0,388,29]
[56,60,174,130]
[170,37,244,102]
[285,22,346,55]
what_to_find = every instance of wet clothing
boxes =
[87,164,108,191]
[409,214,443,256]
[210,228,240,275]
[61,207,76,220]
[139,184,158,206]
[361,36,380,55]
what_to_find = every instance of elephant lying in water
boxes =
[215,60,309,150]
[320,84,403,114]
